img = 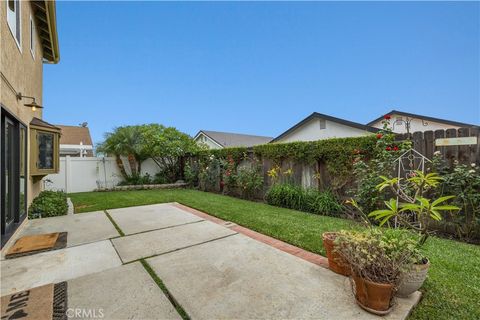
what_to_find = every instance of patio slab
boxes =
[107,203,203,235]
[1,211,119,259]
[67,262,180,320]
[111,220,236,263]
[1,240,122,295]
[147,234,421,320]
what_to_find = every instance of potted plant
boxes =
[335,228,418,315]
[322,232,350,276]
[368,171,460,296]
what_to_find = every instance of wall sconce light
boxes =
[16,93,43,111]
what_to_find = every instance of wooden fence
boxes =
[396,127,479,166]
[225,127,480,197]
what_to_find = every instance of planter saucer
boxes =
[356,299,393,316]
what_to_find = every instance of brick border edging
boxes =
[172,203,329,269]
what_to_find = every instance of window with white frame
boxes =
[30,15,35,58]
[7,0,21,49]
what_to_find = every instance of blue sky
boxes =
[43,1,480,144]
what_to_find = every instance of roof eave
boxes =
[44,0,60,63]
[32,0,59,63]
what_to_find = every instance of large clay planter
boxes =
[396,260,430,297]
[353,275,394,315]
[322,232,350,276]
[352,275,367,306]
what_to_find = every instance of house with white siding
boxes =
[271,112,379,143]
[368,110,478,134]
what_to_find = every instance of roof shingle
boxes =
[198,130,272,148]
[56,125,93,145]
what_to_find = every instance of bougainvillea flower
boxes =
[386,146,392,151]
[376,133,383,139]
[393,146,399,151]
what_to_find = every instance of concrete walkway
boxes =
[1,203,421,319]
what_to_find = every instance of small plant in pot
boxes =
[335,228,419,315]
[368,171,460,297]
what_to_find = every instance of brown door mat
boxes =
[5,232,68,259]
[0,282,67,320]
[1,283,54,320]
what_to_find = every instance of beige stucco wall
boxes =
[275,118,372,143]
[370,114,461,134]
[1,0,46,205]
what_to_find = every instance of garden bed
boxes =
[69,189,480,320]
[95,182,188,192]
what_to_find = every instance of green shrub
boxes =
[236,165,264,199]
[306,189,344,216]
[265,183,306,210]
[153,171,170,184]
[184,161,200,186]
[118,173,152,186]
[28,190,68,219]
[266,183,343,216]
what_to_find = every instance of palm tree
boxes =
[97,126,146,179]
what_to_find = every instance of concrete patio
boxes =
[1,203,421,319]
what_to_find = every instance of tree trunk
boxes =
[116,155,128,180]
[128,154,138,176]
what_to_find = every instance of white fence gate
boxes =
[45,156,123,193]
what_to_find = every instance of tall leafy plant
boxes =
[432,153,480,240]
[368,171,460,244]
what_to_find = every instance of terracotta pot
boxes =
[322,232,350,276]
[352,275,367,306]
[396,259,430,297]
[353,275,394,314]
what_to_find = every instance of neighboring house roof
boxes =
[271,112,380,142]
[56,125,93,145]
[30,117,61,130]
[367,110,479,128]
[32,0,60,63]
[195,130,273,148]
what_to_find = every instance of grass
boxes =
[104,210,125,236]
[140,259,191,320]
[70,188,480,320]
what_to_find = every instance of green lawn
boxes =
[70,188,480,320]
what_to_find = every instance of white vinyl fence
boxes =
[44,156,163,193]
[44,156,122,193]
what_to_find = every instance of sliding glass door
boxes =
[4,118,15,230]
[1,109,27,246]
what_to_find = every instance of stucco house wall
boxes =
[1,0,46,204]
[274,117,372,143]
